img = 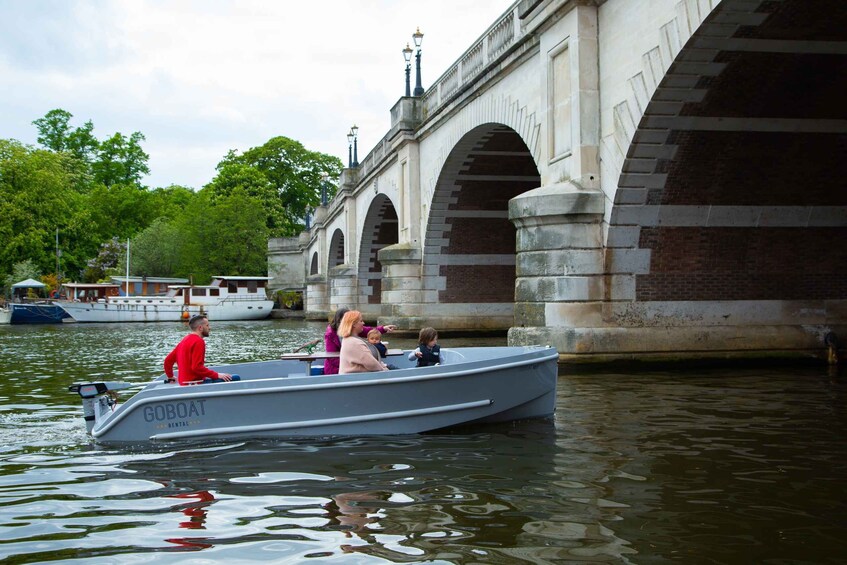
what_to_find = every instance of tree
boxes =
[93,132,150,187]
[2,259,41,297]
[85,183,158,241]
[0,139,90,279]
[202,188,269,276]
[148,184,197,221]
[32,109,73,152]
[32,109,99,166]
[83,237,126,282]
[129,218,183,277]
[207,136,342,237]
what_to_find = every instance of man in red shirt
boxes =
[164,314,234,385]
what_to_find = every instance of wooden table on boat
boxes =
[280,349,404,374]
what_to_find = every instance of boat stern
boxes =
[68,381,134,434]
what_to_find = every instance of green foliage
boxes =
[207,136,342,237]
[32,109,99,181]
[0,139,88,277]
[32,109,75,153]
[84,237,126,282]
[2,259,41,296]
[276,290,303,309]
[201,188,269,276]
[3,109,334,285]
[148,185,196,220]
[85,183,159,241]
[129,218,182,277]
[33,108,150,189]
[93,132,150,187]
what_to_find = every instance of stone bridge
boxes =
[269,0,847,362]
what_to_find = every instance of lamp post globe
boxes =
[351,125,359,167]
[412,27,424,96]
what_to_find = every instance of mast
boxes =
[126,239,131,298]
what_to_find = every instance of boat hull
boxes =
[10,303,70,324]
[55,300,274,322]
[84,346,559,443]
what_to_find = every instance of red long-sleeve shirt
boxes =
[164,333,218,385]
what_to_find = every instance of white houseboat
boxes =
[56,276,274,323]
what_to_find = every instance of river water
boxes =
[0,320,845,564]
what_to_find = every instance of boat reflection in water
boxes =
[111,423,634,562]
[163,489,216,550]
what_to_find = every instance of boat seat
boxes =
[440,348,464,364]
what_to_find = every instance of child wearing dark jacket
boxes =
[408,327,441,367]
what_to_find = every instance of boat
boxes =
[0,305,11,324]
[68,345,559,443]
[55,276,275,323]
[8,278,70,324]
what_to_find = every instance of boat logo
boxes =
[143,400,208,423]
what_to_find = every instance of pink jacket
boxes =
[323,324,385,375]
[339,337,388,374]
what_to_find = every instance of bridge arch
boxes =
[328,228,345,271]
[421,123,540,327]
[607,0,847,308]
[422,94,541,196]
[309,252,318,276]
[359,194,399,307]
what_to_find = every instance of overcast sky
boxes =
[1,0,513,189]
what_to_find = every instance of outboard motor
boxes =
[68,382,133,433]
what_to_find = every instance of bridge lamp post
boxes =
[348,125,359,168]
[320,173,329,206]
[403,43,413,97]
[412,27,424,96]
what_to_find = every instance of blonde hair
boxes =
[338,310,362,338]
[367,328,381,340]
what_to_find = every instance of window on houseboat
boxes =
[228,282,238,293]
[209,289,220,296]
[192,289,207,297]
[248,280,257,293]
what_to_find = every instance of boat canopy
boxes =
[11,279,45,288]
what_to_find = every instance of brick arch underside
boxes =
[360,195,398,305]
[426,124,540,303]
[619,0,847,302]
[328,229,345,270]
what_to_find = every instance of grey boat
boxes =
[69,346,559,443]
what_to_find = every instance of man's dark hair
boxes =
[189,314,208,330]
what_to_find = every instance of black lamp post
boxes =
[412,27,424,96]
[403,43,413,97]
[348,125,359,167]
[347,131,353,168]
[320,173,329,206]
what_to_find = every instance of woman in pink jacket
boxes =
[338,310,389,374]
[323,308,395,375]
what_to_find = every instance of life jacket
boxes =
[417,344,441,367]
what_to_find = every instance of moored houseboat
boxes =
[55,276,274,323]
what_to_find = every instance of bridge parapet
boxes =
[422,5,520,120]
